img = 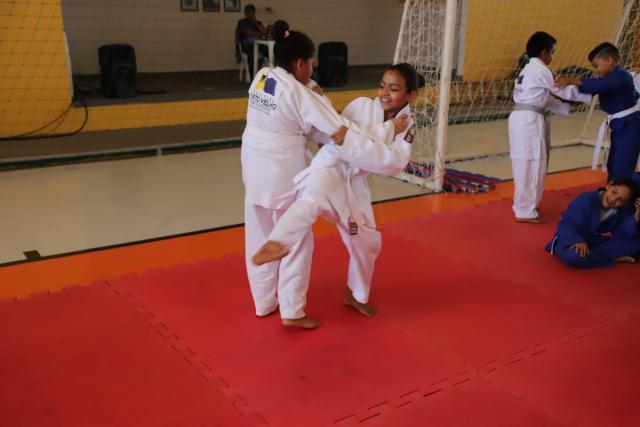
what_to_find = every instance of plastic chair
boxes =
[238,43,251,83]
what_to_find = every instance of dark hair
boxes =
[386,63,426,92]
[244,4,256,14]
[271,20,315,72]
[526,31,556,58]
[588,42,619,62]
[609,177,640,201]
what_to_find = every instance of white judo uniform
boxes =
[509,58,591,219]
[242,67,386,319]
[268,97,414,304]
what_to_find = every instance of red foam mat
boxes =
[383,187,640,321]
[2,184,639,426]
[114,253,468,427]
[112,237,614,425]
[0,283,255,427]
[360,380,573,427]
[487,325,640,427]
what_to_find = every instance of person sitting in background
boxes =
[545,178,640,268]
[236,4,267,79]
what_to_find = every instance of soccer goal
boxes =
[394,0,640,192]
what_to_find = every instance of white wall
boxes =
[61,0,403,74]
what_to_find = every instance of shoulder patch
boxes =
[264,77,277,95]
[256,75,277,95]
[255,75,267,90]
[404,124,417,144]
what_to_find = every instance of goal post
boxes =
[394,0,640,191]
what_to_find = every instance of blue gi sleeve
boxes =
[579,70,630,95]
[611,208,640,240]
[556,193,593,246]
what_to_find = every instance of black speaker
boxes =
[318,42,348,87]
[98,44,138,98]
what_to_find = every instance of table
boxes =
[253,39,275,77]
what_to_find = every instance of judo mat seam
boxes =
[332,325,609,425]
[97,236,627,426]
[108,269,601,427]
[105,278,270,426]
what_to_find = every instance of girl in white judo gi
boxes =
[509,32,591,223]
[252,64,425,326]
[242,21,399,329]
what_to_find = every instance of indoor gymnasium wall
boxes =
[461,0,624,81]
[23,87,378,135]
[0,0,73,138]
[60,0,403,74]
[5,0,626,138]
[1,0,392,138]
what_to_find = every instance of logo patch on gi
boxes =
[404,124,417,144]
[256,75,277,95]
[349,222,359,236]
[249,74,279,115]
[264,77,277,95]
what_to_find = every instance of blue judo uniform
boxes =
[579,66,640,181]
[545,189,640,268]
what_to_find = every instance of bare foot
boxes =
[282,316,319,329]
[256,306,279,318]
[252,241,289,265]
[343,288,377,317]
[516,216,545,224]
[614,256,636,264]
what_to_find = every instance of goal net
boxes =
[394,0,640,192]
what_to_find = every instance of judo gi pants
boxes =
[512,159,547,219]
[269,171,382,304]
[554,236,640,268]
[244,203,313,319]
[607,125,640,181]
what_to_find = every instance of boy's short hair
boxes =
[244,4,256,14]
[526,32,556,58]
[610,177,640,202]
[588,42,619,62]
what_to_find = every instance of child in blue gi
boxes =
[545,178,640,268]
[557,43,640,181]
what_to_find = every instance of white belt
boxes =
[592,104,640,171]
[243,126,307,150]
[293,154,341,186]
[293,158,365,233]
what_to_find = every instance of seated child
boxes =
[545,178,640,268]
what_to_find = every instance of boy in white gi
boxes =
[509,32,590,224]
[252,64,424,323]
